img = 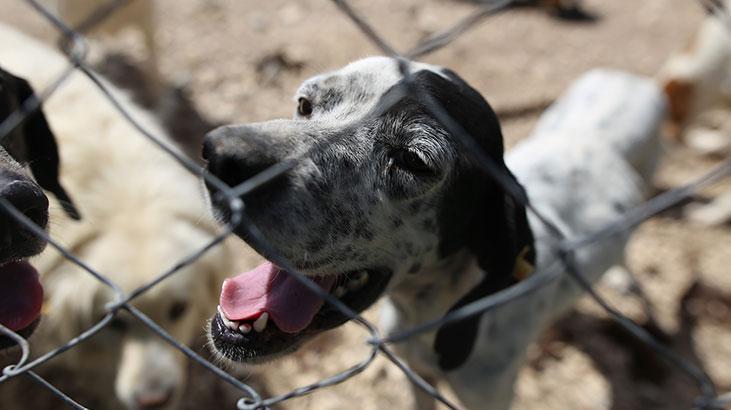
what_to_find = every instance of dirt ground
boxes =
[1,0,730,409]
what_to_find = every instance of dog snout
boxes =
[0,175,49,259]
[203,126,280,190]
[116,339,184,410]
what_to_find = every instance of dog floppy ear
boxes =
[12,73,81,220]
[411,69,535,371]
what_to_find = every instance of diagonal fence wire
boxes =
[0,0,729,409]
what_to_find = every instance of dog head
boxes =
[0,66,78,349]
[39,206,234,409]
[202,57,532,365]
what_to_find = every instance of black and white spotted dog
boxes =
[0,67,78,349]
[202,57,664,409]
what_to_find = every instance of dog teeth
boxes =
[218,305,256,333]
[253,312,268,333]
[217,305,238,330]
[225,320,238,331]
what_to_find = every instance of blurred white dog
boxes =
[660,3,731,225]
[660,2,731,138]
[0,23,254,409]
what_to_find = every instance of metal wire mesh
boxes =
[0,0,730,409]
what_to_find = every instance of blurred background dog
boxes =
[660,1,731,226]
[0,23,257,409]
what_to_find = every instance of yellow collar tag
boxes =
[512,246,534,281]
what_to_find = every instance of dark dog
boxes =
[0,66,78,349]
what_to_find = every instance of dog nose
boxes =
[134,388,173,409]
[0,177,49,259]
[202,127,279,189]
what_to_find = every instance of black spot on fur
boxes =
[333,217,353,237]
[415,284,433,300]
[320,88,344,112]
[305,178,333,198]
[421,218,435,232]
[306,238,326,253]
[408,201,423,213]
[541,172,555,184]
[353,219,374,241]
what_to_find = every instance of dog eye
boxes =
[393,150,432,174]
[297,97,313,117]
[168,301,188,321]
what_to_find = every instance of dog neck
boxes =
[387,251,484,334]
[386,244,536,372]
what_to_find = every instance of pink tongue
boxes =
[219,261,335,333]
[0,261,44,331]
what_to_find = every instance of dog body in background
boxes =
[0,23,246,409]
[0,67,78,350]
[660,3,731,139]
[202,57,664,409]
[660,5,731,225]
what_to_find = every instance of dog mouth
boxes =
[209,261,391,362]
[0,260,44,349]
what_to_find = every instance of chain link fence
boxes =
[0,0,730,408]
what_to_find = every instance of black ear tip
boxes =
[61,200,82,221]
[49,184,82,221]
